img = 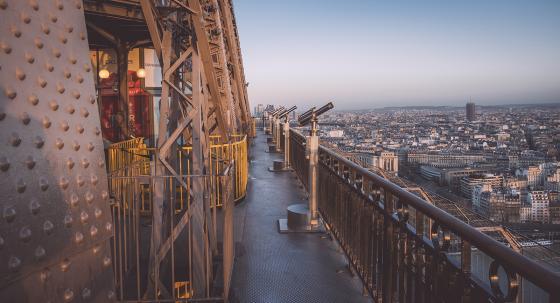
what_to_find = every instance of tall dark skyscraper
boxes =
[466,102,476,121]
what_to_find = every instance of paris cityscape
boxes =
[2,0,560,302]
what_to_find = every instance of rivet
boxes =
[83,64,91,72]
[80,32,86,40]
[105,222,113,232]
[52,48,61,58]
[28,94,39,105]
[10,133,22,146]
[64,289,74,302]
[87,142,94,151]
[21,12,31,24]
[59,35,67,44]
[76,1,82,10]
[81,108,89,117]
[103,256,111,267]
[85,191,94,203]
[101,190,108,200]
[70,193,79,207]
[43,220,54,234]
[11,26,22,38]
[108,290,115,300]
[41,24,50,35]
[57,1,64,10]
[76,175,84,187]
[8,256,22,272]
[94,127,101,136]
[66,25,74,33]
[0,156,9,171]
[81,158,89,168]
[25,53,35,64]
[42,117,51,128]
[63,214,73,227]
[25,156,36,169]
[91,175,98,185]
[37,76,47,87]
[16,179,26,193]
[59,177,69,189]
[39,178,48,191]
[55,138,64,150]
[98,159,105,167]
[77,75,84,84]
[64,69,71,78]
[49,100,59,111]
[34,37,43,49]
[65,105,75,114]
[46,62,54,72]
[76,124,84,134]
[5,87,16,99]
[20,112,31,125]
[29,0,39,11]
[82,288,91,299]
[74,232,84,244]
[3,206,16,222]
[60,121,69,132]
[72,141,80,151]
[94,208,102,218]
[15,68,26,81]
[69,57,77,65]
[40,268,51,283]
[90,225,98,237]
[0,1,7,10]
[80,211,89,224]
[29,199,40,214]
[72,91,80,99]
[92,244,101,254]
[60,259,71,272]
[35,246,46,261]
[57,83,65,94]
[19,226,32,242]
[50,14,57,23]
[1,41,12,54]
[67,158,75,169]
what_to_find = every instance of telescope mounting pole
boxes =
[307,112,319,225]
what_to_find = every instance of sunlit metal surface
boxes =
[0,0,115,301]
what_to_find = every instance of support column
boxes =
[308,134,319,224]
[284,121,290,167]
[116,41,130,139]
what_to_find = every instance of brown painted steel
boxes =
[0,0,115,301]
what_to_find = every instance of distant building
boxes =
[327,130,344,138]
[466,102,476,121]
[528,190,550,223]
[461,174,502,199]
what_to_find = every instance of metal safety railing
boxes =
[107,135,248,214]
[289,129,560,303]
[107,162,235,302]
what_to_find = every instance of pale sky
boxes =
[234,0,560,110]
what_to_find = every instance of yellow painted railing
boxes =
[107,135,248,214]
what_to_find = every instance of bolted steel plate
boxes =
[0,0,115,301]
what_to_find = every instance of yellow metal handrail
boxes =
[107,135,248,214]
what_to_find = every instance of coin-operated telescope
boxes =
[269,106,297,171]
[265,106,284,144]
[278,102,334,233]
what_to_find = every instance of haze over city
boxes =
[235,0,560,110]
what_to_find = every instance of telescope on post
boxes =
[277,106,297,120]
[278,101,335,233]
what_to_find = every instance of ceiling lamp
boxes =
[98,69,110,79]
[136,68,146,78]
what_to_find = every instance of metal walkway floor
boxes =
[229,131,370,303]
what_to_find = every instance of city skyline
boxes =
[235,0,560,110]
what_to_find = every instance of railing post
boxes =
[275,117,281,151]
